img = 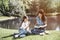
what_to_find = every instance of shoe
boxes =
[45,31,49,35]
[39,32,45,36]
[15,35,19,38]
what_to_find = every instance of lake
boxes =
[0,15,60,30]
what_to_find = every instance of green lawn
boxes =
[0,16,9,19]
[0,28,60,40]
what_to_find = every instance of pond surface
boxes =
[0,15,60,30]
[47,15,60,30]
[29,15,60,30]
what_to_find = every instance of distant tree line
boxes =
[27,0,60,16]
[0,0,29,17]
[0,0,60,16]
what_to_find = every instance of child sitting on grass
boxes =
[14,16,31,38]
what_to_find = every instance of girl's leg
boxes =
[19,29,27,37]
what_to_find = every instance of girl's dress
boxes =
[19,21,30,37]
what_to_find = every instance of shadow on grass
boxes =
[1,34,14,38]
[1,33,44,40]
[1,33,21,40]
[1,33,31,39]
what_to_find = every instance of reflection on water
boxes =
[29,15,60,30]
[47,15,60,30]
[0,18,21,29]
[56,26,60,31]
[0,15,60,30]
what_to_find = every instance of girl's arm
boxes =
[25,21,30,30]
[25,21,31,33]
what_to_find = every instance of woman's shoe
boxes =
[45,31,49,35]
[39,32,45,36]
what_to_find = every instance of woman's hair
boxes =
[37,9,45,22]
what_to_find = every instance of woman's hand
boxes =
[34,24,47,28]
[39,24,47,28]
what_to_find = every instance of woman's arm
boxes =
[36,17,41,25]
[39,17,47,28]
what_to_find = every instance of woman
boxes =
[31,9,47,35]
[14,16,31,38]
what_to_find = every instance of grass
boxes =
[0,28,60,40]
[0,16,15,21]
[0,16,9,19]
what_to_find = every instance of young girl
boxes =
[15,16,31,38]
[31,9,48,35]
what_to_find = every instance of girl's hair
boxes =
[19,16,27,27]
[22,16,27,23]
[37,9,45,22]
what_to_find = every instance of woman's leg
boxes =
[31,28,41,34]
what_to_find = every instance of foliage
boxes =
[0,0,60,16]
[0,0,28,17]
[27,0,60,15]
[0,28,60,40]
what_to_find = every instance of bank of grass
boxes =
[0,16,9,19]
[0,28,60,40]
[0,16,15,21]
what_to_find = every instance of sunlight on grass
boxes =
[0,16,9,19]
[0,16,15,21]
[0,28,60,40]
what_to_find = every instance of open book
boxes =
[34,24,47,28]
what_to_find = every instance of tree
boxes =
[27,0,51,15]
[27,0,60,15]
[0,0,28,17]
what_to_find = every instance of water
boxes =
[0,17,21,29]
[56,26,60,31]
[47,15,60,30]
[29,15,60,30]
[0,15,60,30]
